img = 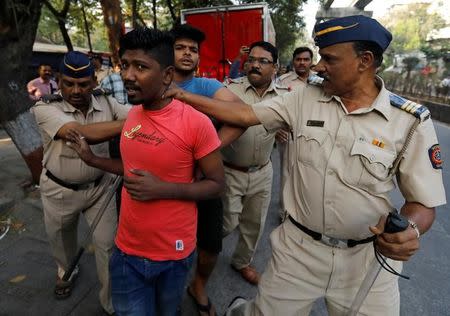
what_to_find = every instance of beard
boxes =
[175,66,196,77]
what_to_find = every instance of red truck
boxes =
[181,3,276,81]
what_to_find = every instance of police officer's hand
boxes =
[66,129,95,163]
[275,129,290,143]
[124,169,164,201]
[369,215,420,261]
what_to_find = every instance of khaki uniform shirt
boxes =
[223,77,289,167]
[34,94,130,183]
[253,78,446,240]
[277,71,308,90]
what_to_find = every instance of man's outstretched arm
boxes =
[56,120,125,144]
[165,86,260,128]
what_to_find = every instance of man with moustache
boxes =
[170,24,242,316]
[27,63,58,102]
[222,41,289,285]
[167,15,446,315]
[67,27,224,316]
[33,51,129,314]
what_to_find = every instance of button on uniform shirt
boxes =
[253,77,446,240]
[223,77,289,167]
[33,95,130,183]
[277,71,308,91]
[27,77,58,101]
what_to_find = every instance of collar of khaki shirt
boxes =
[317,76,392,121]
[60,95,105,114]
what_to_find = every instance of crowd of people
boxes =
[27,14,445,316]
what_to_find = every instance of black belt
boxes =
[223,160,269,173]
[45,170,103,191]
[288,215,375,248]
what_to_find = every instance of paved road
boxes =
[0,121,449,315]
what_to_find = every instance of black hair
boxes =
[353,41,384,68]
[170,24,206,46]
[119,27,174,68]
[292,47,313,59]
[249,41,278,64]
[38,64,52,69]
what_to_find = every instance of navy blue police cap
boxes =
[313,15,392,51]
[60,51,95,78]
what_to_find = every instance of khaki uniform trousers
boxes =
[40,171,117,314]
[222,162,273,269]
[230,219,401,316]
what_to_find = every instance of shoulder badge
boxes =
[40,94,63,104]
[92,88,112,97]
[389,93,430,122]
[428,144,443,169]
[307,74,324,86]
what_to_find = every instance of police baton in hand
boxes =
[347,210,409,316]
[62,175,122,282]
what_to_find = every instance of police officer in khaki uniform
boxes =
[167,15,446,316]
[222,41,289,285]
[277,46,314,90]
[33,51,130,315]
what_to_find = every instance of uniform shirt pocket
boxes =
[345,139,396,194]
[296,126,330,168]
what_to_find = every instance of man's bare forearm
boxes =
[58,120,124,144]
[179,91,259,127]
[86,156,123,175]
[400,201,435,235]
[157,178,224,201]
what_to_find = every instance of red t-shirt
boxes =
[115,99,221,260]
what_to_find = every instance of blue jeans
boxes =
[110,247,194,316]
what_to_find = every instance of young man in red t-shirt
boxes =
[68,27,224,316]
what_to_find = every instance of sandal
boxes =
[187,286,217,316]
[54,266,79,300]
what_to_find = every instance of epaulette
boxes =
[92,88,112,97]
[40,94,63,104]
[274,83,290,91]
[307,74,324,86]
[389,93,430,122]
[225,77,245,85]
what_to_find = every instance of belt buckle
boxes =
[247,165,259,172]
[320,235,348,249]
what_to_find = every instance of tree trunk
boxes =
[166,0,179,26]
[152,0,157,29]
[43,0,73,51]
[2,112,43,184]
[80,0,93,52]
[0,0,44,184]
[100,0,123,66]
[57,19,73,51]
[131,0,138,29]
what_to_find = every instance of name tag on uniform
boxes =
[306,120,324,127]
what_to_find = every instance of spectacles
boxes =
[246,57,274,66]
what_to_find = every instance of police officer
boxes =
[33,51,130,315]
[167,15,446,315]
[277,46,314,90]
[222,41,289,285]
